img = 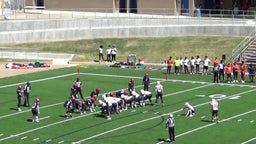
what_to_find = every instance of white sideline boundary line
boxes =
[72,89,256,143]
[241,137,256,144]
[0,83,213,142]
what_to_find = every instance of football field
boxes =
[0,66,255,144]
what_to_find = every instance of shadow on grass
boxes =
[94,113,106,118]
[27,119,33,122]
[9,107,18,111]
[157,138,169,142]
[201,119,213,123]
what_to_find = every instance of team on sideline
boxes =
[166,55,255,83]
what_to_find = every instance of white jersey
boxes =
[203,58,211,66]
[184,59,189,66]
[99,47,103,54]
[140,90,151,95]
[111,47,117,55]
[185,103,194,111]
[195,58,201,65]
[211,101,219,110]
[190,59,195,66]
[132,91,140,98]
[155,84,163,93]
[107,48,112,54]
[180,59,184,65]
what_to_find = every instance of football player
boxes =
[182,102,195,117]
[31,98,40,122]
[17,85,23,112]
[140,89,153,106]
[142,73,150,91]
[90,87,101,101]
[131,90,143,108]
[70,83,77,98]
[64,97,73,118]
[128,78,135,95]
[155,81,164,106]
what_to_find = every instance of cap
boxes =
[169,113,174,118]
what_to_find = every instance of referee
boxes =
[166,113,175,143]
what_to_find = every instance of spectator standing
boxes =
[17,85,23,112]
[248,63,255,82]
[202,56,210,75]
[218,60,225,82]
[174,57,180,75]
[165,113,175,143]
[190,56,196,74]
[111,45,117,63]
[106,45,112,62]
[240,61,247,83]
[232,62,239,83]
[225,63,232,83]
[195,55,201,74]
[179,57,184,73]
[23,82,31,107]
[98,45,104,64]
[142,73,150,91]
[183,57,189,73]
[167,56,173,74]
[213,64,220,83]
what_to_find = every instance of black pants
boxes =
[76,87,84,100]
[17,96,22,108]
[24,92,30,106]
[213,71,219,83]
[168,127,175,142]
[196,64,200,74]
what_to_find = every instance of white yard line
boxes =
[39,116,50,121]
[72,88,256,143]
[241,137,256,144]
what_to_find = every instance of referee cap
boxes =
[169,113,174,118]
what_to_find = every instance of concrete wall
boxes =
[0,18,254,43]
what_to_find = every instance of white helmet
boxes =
[212,99,216,102]
[157,81,160,85]
[185,102,189,106]
[169,113,174,118]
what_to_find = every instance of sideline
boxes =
[72,88,256,143]
[0,83,213,142]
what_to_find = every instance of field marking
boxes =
[39,116,50,121]
[0,73,77,89]
[0,72,212,120]
[72,89,256,143]
[33,137,39,141]
[20,136,27,140]
[0,72,254,142]
[156,109,256,144]
[0,82,213,142]
[241,137,256,144]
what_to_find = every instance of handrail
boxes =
[231,30,256,63]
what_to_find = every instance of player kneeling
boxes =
[182,102,195,117]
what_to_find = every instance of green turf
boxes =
[0,36,243,63]
[0,65,255,144]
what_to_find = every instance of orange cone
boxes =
[166,74,169,80]
[77,67,80,74]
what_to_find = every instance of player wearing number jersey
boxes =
[211,99,219,123]
[155,81,164,105]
